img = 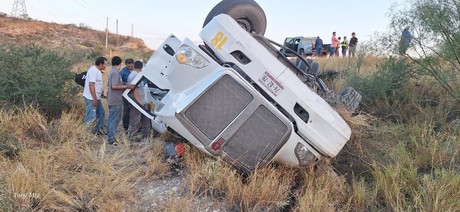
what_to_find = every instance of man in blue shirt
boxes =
[120,58,134,132]
[399,26,412,55]
[120,58,134,85]
[315,36,323,58]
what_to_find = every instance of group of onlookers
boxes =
[314,26,412,58]
[82,56,151,145]
[314,32,358,58]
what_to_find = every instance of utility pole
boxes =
[105,17,108,51]
[11,0,28,19]
[116,19,119,47]
[131,23,134,38]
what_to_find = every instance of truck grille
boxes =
[223,105,289,169]
[185,75,253,141]
[180,73,292,172]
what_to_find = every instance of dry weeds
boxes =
[0,108,169,211]
[1,56,459,211]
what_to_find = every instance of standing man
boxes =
[119,58,134,133]
[349,32,358,57]
[83,56,107,135]
[341,36,348,57]
[314,36,323,58]
[127,61,151,141]
[330,32,339,57]
[107,56,134,145]
[399,26,412,55]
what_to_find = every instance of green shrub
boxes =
[0,43,76,117]
[384,0,460,103]
[347,58,414,106]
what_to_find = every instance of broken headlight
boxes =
[294,142,316,166]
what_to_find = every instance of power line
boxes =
[11,0,28,18]
[71,0,105,18]
[35,0,56,17]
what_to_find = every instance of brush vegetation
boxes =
[1,50,459,212]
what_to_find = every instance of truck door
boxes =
[293,38,300,52]
[286,38,295,52]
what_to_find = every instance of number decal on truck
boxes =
[211,32,228,50]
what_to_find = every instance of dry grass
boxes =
[372,163,460,211]
[0,106,52,146]
[156,191,195,212]
[314,56,385,75]
[229,166,297,210]
[132,136,171,180]
[337,110,460,211]
[294,161,348,211]
[337,107,374,128]
[0,107,170,211]
[1,56,459,211]
[183,147,298,211]
[344,178,373,211]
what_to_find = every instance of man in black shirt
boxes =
[349,32,358,57]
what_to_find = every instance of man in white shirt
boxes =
[83,56,108,135]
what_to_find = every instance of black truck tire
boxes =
[203,0,267,35]
[338,87,362,113]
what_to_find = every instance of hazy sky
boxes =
[0,0,406,49]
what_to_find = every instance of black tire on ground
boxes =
[203,0,267,35]
[338,87,362,113]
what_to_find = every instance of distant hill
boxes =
[0,15,152,55]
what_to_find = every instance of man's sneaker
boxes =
[94,131,107,136]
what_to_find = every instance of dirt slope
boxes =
[0,15,151,53]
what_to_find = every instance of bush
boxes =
[347,58,415,106]
[383,0,460,103]
[0,43,76,117]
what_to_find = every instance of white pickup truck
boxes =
[123,0,360,173]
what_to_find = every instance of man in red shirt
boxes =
[330,32,339,57]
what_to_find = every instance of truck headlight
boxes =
[175,45,209,69]
[294,143,316,166]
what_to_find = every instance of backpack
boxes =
[74,71,87,87]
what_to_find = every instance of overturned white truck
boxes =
[123,0,361,173]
